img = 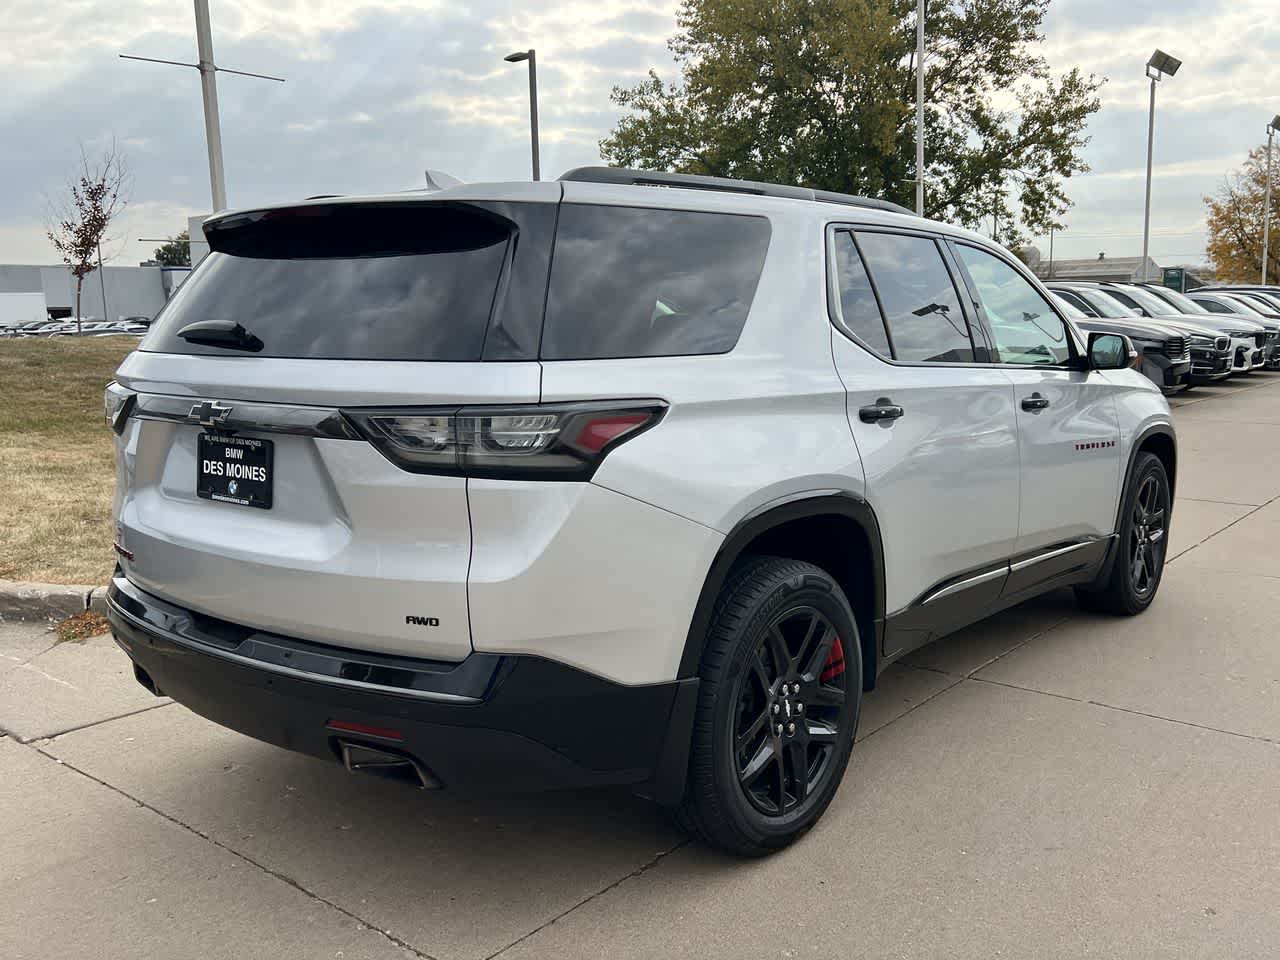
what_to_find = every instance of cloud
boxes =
[1,0,1274,269]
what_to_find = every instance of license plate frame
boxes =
[196,432,274,510]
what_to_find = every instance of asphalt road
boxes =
[4,374,1280,959]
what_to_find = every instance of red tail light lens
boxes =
[344,401,666,479]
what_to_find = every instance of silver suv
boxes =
[104,168,1176,855]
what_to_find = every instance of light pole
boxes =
[1263,114,1280,285]
[121,0,285,212]
[915,0,925,215]
[504,50,540,181]
[1141,49,1181,282]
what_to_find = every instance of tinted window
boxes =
[832,231,891,356]
[955,244,1071,365]
[541,204,771,360]
[1051,289,1097,316]
[144,204,513,361]
[1193,297,1233,314]
[856,232,974,363]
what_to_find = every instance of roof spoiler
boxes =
[559,166,916,216]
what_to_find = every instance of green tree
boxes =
[601,0,1103,247]
[153,230,191,267]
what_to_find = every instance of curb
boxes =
[0,580,108,623]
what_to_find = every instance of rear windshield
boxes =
[143,204,512,361]
[541,204,771,360]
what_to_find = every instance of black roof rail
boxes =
[559,166,916,217]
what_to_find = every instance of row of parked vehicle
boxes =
[1,317,152,339]
[1047,281,1280,393]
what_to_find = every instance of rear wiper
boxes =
[176,319,264,352]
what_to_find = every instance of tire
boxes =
[1075,451,1171,615]
[672,555,863,856]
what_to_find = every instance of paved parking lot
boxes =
[5,375,1280,960]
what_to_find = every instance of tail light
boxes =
[104,381,136,435]
[344,401,667,480]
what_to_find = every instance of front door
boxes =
[948,241,1121,594]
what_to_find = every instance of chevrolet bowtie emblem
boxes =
[188,400,233,427]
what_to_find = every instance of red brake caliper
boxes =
[820,635,845,683]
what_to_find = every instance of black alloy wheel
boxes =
[732,606,847,817]
[1128,471,1167,600]
[674,556,862,857]
[1076,451,1171,615]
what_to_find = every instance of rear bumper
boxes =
[107,577,697,801]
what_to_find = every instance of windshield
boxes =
[1110,285,1184,316]
[1065,288,1140,318]
[1146,286,1208,314]
[1220,294,1266,317]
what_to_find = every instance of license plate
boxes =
[197,432,273,509]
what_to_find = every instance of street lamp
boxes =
[1141,49,1181,282]
[504,50,540,181]
[1262,114,1280,285]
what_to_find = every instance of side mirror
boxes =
[1088,332,1137,370]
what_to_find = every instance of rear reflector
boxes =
[326,719,404,742]
[344,400,666,480]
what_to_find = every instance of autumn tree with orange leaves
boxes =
[1205,146,1280,283]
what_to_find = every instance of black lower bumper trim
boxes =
[108,581,697,796]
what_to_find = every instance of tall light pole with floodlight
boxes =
[504,50,540,181]
[1141,49,1181,282]
[1263,114,1280,285]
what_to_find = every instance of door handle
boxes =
[1021,392,1050,412]
[859,398,905,423]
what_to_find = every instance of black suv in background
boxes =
[1050,285,1196,392]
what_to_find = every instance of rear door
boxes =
[829,227,1020,657]
[113,192,557,661]
[948,241,1121,593]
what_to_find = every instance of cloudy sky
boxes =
[2,0,1276,268]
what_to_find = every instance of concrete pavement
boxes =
[5,374,1280,959]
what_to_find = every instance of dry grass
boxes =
[55,609,111,642]
[0,336,137,584]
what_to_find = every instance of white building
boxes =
[0,262,190,322]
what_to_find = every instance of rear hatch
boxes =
[112,187,558,661]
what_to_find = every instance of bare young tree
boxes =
[46,142,130,334]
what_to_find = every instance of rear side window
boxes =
[541,204,771,360]
[831,232,892,357]
[854,232,974,363]
[144,204,516,361]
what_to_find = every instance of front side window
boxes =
[855,232,974,363]
[955,244,1071,365]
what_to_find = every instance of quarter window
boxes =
[832,232,891,356]
[854,232,975,363]
[955,244,1071,365]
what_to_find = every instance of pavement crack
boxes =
[27,700,175,743]
[484,840,691,959]
[969,676,1280,747]
[25,743,440,960]
[1169,487,1280,565]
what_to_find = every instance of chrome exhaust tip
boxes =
[337,739,441,790]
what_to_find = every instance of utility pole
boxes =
[915,0,925,215]
[1263,116,1279,284]
[193,0,226,211]
[1048,226,1055,280]
[121,1,285,212]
